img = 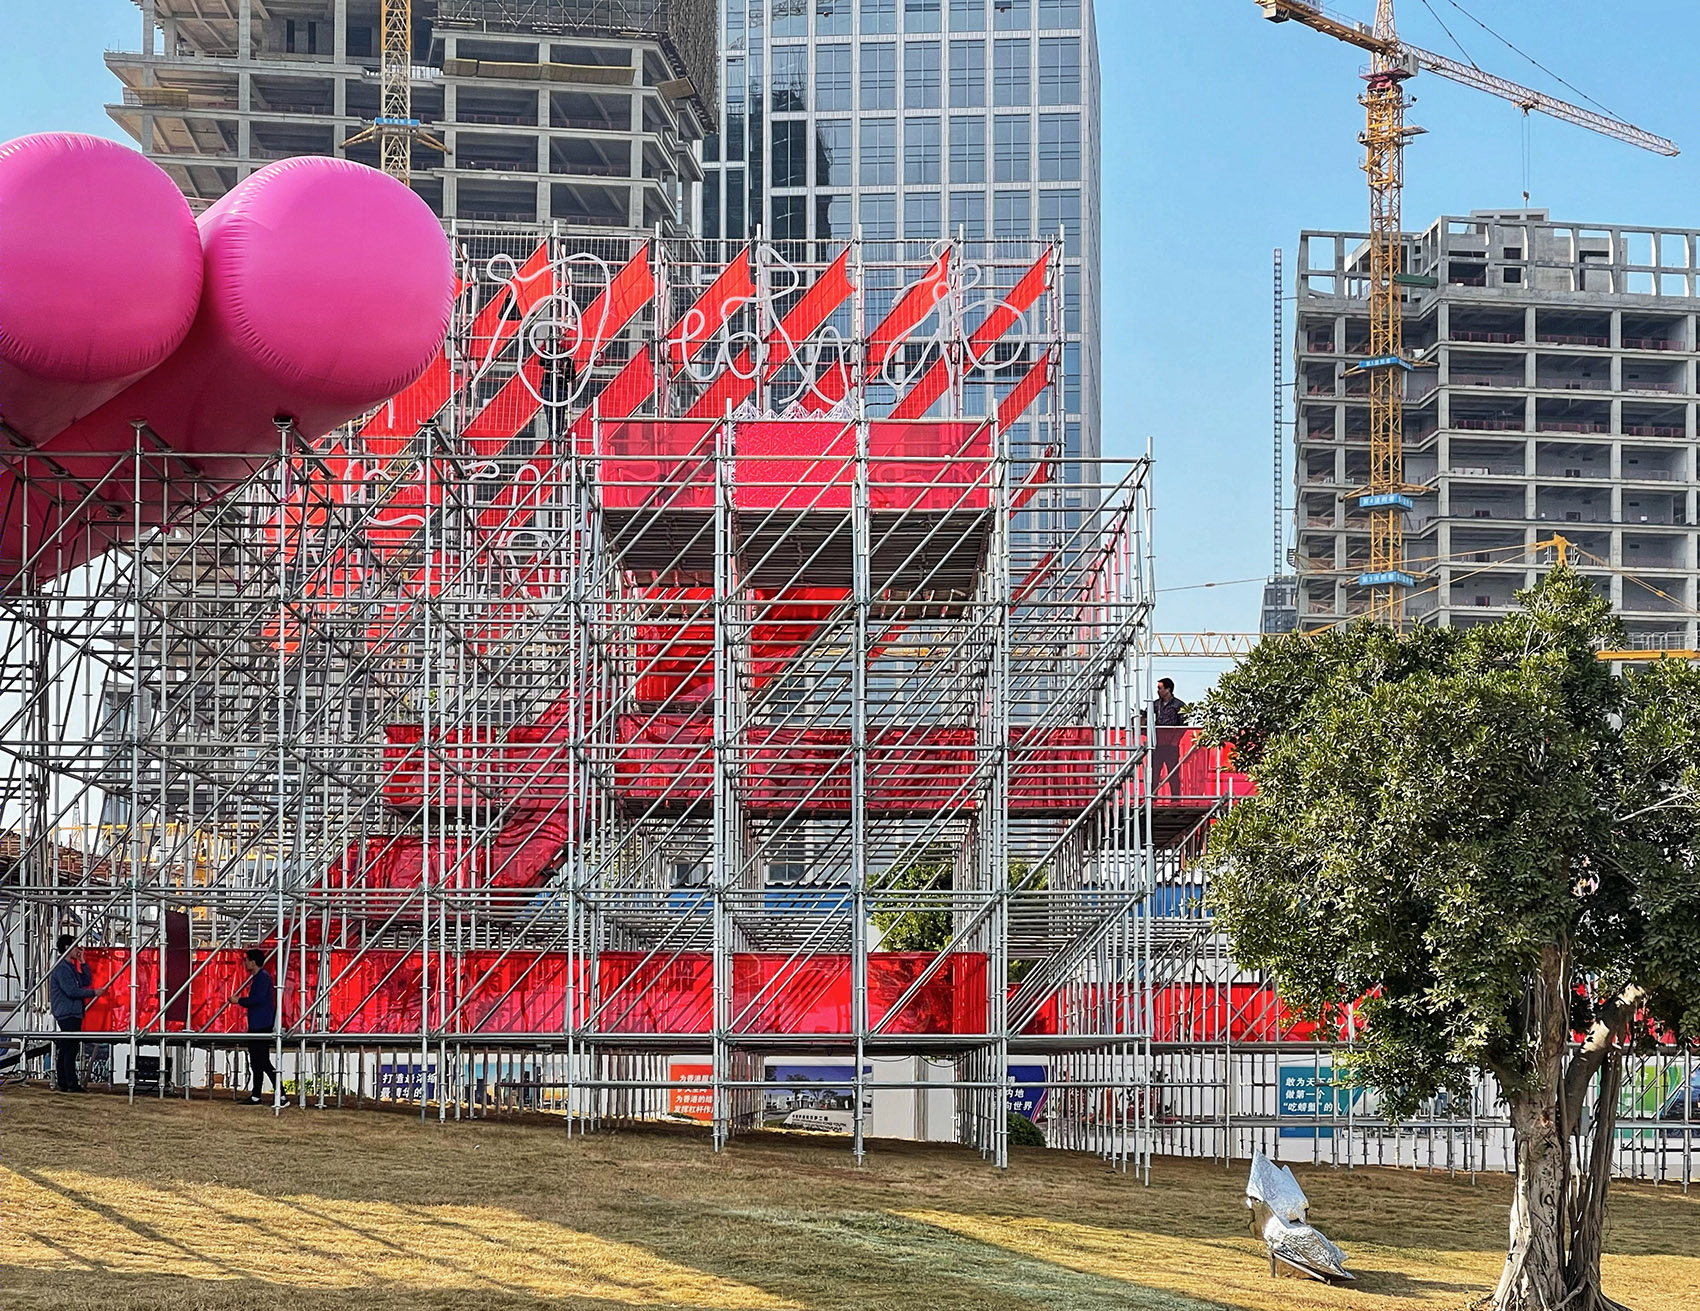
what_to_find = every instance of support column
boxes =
[237,0,252,173]
[332,0,347,133]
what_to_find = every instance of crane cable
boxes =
[1441,0,1623,121]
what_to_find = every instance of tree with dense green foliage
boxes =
[1197,569,1700,1311]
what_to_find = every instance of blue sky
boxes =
[4,1,1695,686]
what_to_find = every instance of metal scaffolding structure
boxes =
[3,228,1691,1183]
[1,230,1239,1173]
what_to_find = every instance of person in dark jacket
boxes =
[48,934,104,1092]
[225,949,278,1105]
[1151,677,1189,799]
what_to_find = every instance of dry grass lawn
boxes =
[2,1085,1696,1310]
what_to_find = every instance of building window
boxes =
[772,45,809,113]
[861,43,898,110]
[772,121,810,188]
[818,193,851,239]
[993,189,1029,237]
[815,119,852,187]
[948,40,985,107]
[816,45,852,111]
[773,194,809,240]
[905,0,943,31]
[860,118,897,184]
[948,115,985,183]
[949,189,986,238]
[904,191,942,238]
[816,0,852,36]
[993,114,1029,182]
[1038,37,1079,104]
[863,0,898,34]
[950,0,986,31]
[774,0,809,37]
[1038,188,1079,244]
[993,0,1031,30]
[1037,114,1078,180]
[1038,0,1079,26]
[905,115,941,184]
[703,180,721,240]
[905,41,942,108]
[992,39,1029,106]
[727,171,747,237]
[860,192,897,240]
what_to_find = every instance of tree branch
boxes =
[1562,985,1645,1139]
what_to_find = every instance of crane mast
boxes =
[1359,0,1418,624]
[344,0,445,184]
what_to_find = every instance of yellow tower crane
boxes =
[1255,1,1678,628]
[344,0,445,184]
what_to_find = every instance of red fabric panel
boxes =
[867,421,991,513]
[889,252,1049,419]
[685,251,854,418]
[594,951,714,1033]
[970,253,1051,352]
[635,586,715,705]
[748,587,848,689]
[460,246,655,457]
[732,953,853,1034]
[733,420,855,512]
[887,359,950,421]
[1009,725,1096,812]
[996,349,1052,434]
[463,356,546,456]
[615,713,715,808]
[596,416,717,512]
[869,952,990,1035]
[664,246,754,370]
[82,948,280,1033]
[573,245,655,370]
[486,804,571,888]
[870,251,951,368]
[451,950,580,1034]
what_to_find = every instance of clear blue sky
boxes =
[4,1,1696,686]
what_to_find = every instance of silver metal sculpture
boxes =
[1245,1151,1354,1283]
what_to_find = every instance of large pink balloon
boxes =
[4,156,455,585]
[0,133,203,443]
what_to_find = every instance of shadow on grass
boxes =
[4,1086,1695,1311]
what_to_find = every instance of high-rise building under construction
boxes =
[1293,210,1700,651]
[700,0,1101,464]
[104,1,716,233]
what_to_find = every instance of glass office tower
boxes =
[699,0,1100,463]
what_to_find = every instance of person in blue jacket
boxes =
[226,948,277,1105]
[48,934,105,1092]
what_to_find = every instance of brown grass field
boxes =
[2,1084,1695,1311]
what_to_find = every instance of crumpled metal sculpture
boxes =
[1245,1150,1354,1283]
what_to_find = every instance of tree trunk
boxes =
[1493,945,1571,1311]
[1563,1047,1631,1311]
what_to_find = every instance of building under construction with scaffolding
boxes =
[1293,209,1700,643]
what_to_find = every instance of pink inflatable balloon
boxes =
[0,133,203,443]
[4,156,455,584]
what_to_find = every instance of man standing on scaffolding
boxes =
[1151,678,1188,799]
